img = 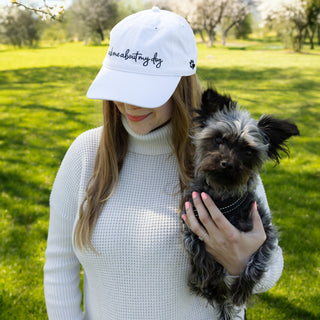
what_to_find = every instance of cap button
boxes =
[152,6,160,13]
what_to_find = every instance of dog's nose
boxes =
[220,160,233,170]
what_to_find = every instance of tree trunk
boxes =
[222,32,226,46]
[222,21,238,46]
[198,29,206,43]
[292,22,306,52]
[309,27,315,50]
[97,28,104,42]
[298,26,305,51]
[207,29,215,47]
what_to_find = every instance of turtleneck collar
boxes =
[121,116,173,155]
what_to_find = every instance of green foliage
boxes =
[1,7,43,48]
[305,0,320,49]
[0,42,319,319]
[70,0,118,43]
[117,0,148,20]
[234,13,253,39]
[41,10,74,44]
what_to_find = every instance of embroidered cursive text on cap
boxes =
[108,48,163,68]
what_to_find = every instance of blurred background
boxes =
[0,0,319,51]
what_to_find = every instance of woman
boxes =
[44,7,283,319]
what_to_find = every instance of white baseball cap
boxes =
[86,6,197,108]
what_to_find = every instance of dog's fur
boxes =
[181,88,299,320]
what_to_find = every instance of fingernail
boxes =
[192,192,198,199]
[185,202,191,210]
[201,192,208,200]
[252,201,257,211]
[181,214,187,222]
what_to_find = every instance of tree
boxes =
[0,6,42,47]
[305,0,320,48]
[188,0,230,47]
[117,0,149,20]
[11,0,64,21]
[155,0,231,46]
[221,0,250,46]
[155,0,252,47]
[234,13,253,40]
[71,0,118,43]
[258,0,308,52]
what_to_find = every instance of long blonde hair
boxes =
[74,74,202,250]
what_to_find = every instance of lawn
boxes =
[0,41,319,319]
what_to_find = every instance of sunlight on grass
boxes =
[0,42,319,319]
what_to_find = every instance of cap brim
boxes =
[86,66,181,108]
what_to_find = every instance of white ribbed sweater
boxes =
[44,118,283,320]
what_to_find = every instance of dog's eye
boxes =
[245,149,253,157]
[215,137,224,145]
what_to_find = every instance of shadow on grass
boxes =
[0,66,102,262]
[262,167,320,245]
[0,68,318,210]
[254,292,320,320]
[0,65,96,85]
[0,169,50,219]
[197,66,320,95]
[21,103,82,116]
[0,65,319,320]
[197,65,320,136]
[1,64,318,235]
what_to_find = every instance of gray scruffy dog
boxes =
[181,88,299,320]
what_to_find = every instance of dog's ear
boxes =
[258,115,300,164]
[195,88,237,127]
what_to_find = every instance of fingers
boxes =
[182,195,268,274]
[200,192,235,234]
[251,202,267,242]
[182,193,265,244]
[192,192,217,231]
[182,200,209,241]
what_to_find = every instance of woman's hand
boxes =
[182,192,267,276]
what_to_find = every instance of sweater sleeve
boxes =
[44,136,84,320]
[252,176,284,294]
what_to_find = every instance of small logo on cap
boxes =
[189,60,195,69]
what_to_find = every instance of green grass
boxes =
[0,41,319,319]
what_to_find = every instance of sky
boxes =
[0,0,73,8]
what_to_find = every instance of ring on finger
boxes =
[198,233,207,241]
